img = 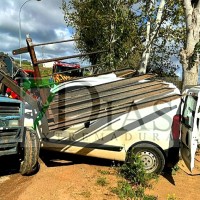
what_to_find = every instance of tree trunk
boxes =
[138,0,165,74]
[181,0,200,90]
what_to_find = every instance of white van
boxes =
[25,73,198,174]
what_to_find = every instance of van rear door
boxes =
[181,92,199,171]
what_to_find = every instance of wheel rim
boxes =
[137,150,158,173]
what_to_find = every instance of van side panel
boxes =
[42,97,181,161]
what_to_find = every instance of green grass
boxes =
[172,164,180,175]
[111,180,158,200]
[96,177,109,186]
[119,153,157,187]
[167,194,178,200]
[110,153,158,200]
[111,180,135,200]
[15,60,52,77]
[78,191,91,198]
[97,169,111,175]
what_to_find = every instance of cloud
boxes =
[0,0,85,64]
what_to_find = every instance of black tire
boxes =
[19,129,40,175]
[128,143,165,174]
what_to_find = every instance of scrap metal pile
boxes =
[10,36,180,133]
[47,74,180,131]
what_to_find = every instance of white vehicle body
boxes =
[42,96,180,171]
[180,86,200,171]
[24,73,198,173]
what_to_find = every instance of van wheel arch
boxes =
[126,141,166,174]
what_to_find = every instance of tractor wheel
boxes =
[19,129,40,175]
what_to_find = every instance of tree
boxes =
[180,0,200,89]
[129,0,200,87]
[138,0,166,74]
[62,0,142,72]
[62,0,200,85]
[62,0,181,76]
[134,1,184,76]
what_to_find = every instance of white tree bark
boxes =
[181,0,200,90]
[138,0,166,74]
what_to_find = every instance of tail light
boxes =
[172,114,181,140]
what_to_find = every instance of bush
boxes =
[110,153,158,199]
[119,153,153,187]
[111,180,158,200]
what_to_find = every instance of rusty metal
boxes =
[49,87,174,120]
[12,36,106,65]
[26,37,49,108]
[9,36,180,135]
[12,47,106,65]
[33,38,80,47]
[34,50,106,65]
[26,37,40,76]
[52,74,156,102]
[12,38,79,55]
[50,80,165,109]
[12,47,28,55]
[48,94,180,130]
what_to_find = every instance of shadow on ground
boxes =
[0,155,19,176]
[40,149,121,168]
[0,149,121,177]
[0,148,181,182]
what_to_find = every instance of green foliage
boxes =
[110,153,158,199]
[111,180,136,200]
[62,0,142,72]
[15,59,52,77]
[62,0,185,76]
[142,0,184,75]
[111,180,158,200]
[172,164,180,175]
[143,195,158,200]
[97,169,111,175]
[119,153,154,187]
[78,191,91,198]
[167,194,178,200]
[96,177,109,186]
[189,41,200,68]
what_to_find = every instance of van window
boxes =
[182,95,198,129]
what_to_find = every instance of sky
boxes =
[0,0,185,78]
[0,0,86,65]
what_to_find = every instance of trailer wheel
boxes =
[19,129,40,175]
[128,143,165,174]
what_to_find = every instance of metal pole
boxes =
[18,0,41,68]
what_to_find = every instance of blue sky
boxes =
[0,0,85,64]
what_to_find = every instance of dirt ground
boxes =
[0,150,200,200]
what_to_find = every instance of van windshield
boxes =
[182,95,198,129]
